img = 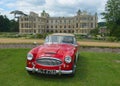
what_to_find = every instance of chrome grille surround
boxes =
[36,57,62,66]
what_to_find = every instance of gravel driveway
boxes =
[0,44,120,53]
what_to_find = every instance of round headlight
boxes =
[27,53,33,60]
[65,56,72,63]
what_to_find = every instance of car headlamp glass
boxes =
[65,56,72,63]
[27,53,33,60]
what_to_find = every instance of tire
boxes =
[78,53,80,60]
[27,71,34,75]
[70,59,76,77]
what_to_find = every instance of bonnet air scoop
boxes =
[44,51,57,54]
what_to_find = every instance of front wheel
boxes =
[70,63,76,76]
[27,71,34,75]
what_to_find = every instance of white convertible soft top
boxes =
[51,33,75,37]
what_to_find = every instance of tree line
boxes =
[102,0,120,38]
[0,0,120,39]
[0,15,18,32]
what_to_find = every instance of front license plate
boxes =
[38,69,56,74]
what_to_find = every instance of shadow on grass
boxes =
[26,55,88,83]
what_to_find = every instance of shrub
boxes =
[105,37,117,42]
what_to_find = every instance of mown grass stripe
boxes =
[0,49,120,86]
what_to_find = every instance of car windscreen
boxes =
[45,35,75,44]
[61,36,74,44]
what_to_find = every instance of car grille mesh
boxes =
[36,57,62,66]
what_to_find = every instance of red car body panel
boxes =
[26,33,79,75]
[27,44,77,69]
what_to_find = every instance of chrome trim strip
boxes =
[39,57,62,61]
[26,67,73,74]
[36,57,62,66]
[26,67,33,71]
[56,70,72,74]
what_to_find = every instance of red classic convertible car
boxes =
[26,33,79,76]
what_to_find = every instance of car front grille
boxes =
[36,57,62,66]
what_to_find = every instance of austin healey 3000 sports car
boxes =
[26,33,79,76]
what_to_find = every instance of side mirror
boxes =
[33,41,37,45]
[74,44,78,47]
[74,42,79,47]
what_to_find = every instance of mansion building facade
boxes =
[19,10,98,34]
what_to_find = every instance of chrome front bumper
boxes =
[26,67,73,74]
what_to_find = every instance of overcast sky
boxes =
[0,0,108,22]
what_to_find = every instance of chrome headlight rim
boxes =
[27,53,33,60]
[65,56,72,63]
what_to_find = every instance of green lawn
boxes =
[0,49,120,86]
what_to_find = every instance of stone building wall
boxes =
[19,10,98,34]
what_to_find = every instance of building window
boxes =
[41,19,43,22]
[76,30,78,32]
[60,26,62,28]
[29,24,31,28]
[64,25,66,28]
[51,25,53,28]
[80,23,82,28]
[91,23,93,28]
[69,20,70,23]
[55,26,57,28]
[24,18,28,21]
[21,18,23,21]
[26,23,29,28]
[34,30,36,33]
[34,18,36,21]
[80,23,88,28]
[68,30,71,33]
[76,18,78,21]
[83,17,86,20]
[55,20,57,23]
[51,20,53,23]
[64,30,66,33]
[64,20,66,23]
[60,20,62,23]
[21,23,23,28]
[68,25,70,28]
[24,24,26,28]
[51,30,53,33]
[76,23,78,28]
[55,30,57,33]
[38,18,40,21]
[83,23,87,28]
[34,23,36,28]
[91,17,93,20]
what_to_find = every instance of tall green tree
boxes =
[90,28,99,36]
[0,15,11,32]
[10,20,19,32]
[102,0,120,37]
[0,14,19,32]
[10,10,27,19]
[10,10,27,32]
